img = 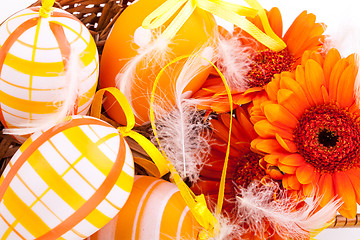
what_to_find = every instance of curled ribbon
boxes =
[149,54,233,238]
[39,0,55,18]
[142,0,286,51]
[90,87,169,178]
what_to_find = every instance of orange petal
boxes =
[318,173,335,207]
[321,85,330,104]
[328,59,349,100]
[236,107,258,140]
[295,65,315,106]
[323,48,341,88]
[267,7,283,38]
[346,169,360,204]
[275,134,297,153]
[305,59,325,105]
[263,103,298,129]
[285,174,302,190]
[302,182,315,197]
[336,64,357,108]
[279,153,305,166]
[254,120,293,140]
[278,162,297,174]
[296,163,316,184]
[252,138,286,153]
[264,154,281,165]
[278,78,310,117]
[333,172,357,219]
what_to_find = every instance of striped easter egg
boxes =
[88,175,200,240]
[0,6,98,142]
[0,115,134,240]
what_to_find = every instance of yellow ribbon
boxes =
[149,54,233,238]
[90,87,169,178]
[39,0,55,18]
[142,0,286,51]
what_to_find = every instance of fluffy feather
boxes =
[115,28,171,122]
[3,49,81,136]
[214,31,253,92]
[151,102,211,183]
[151,44,217,182]
[234,180,341,240]
[208,214,245,240]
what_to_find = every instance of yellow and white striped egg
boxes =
[0,6,98,141]
[0,115,134,240]
[88,175,200,240]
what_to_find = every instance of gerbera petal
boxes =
[302,183,314,197]
[279,153,305,166]
[333,171,357,219]
[318,173,335,207]
[278,162,297,174]
[279,77,311,116]
[251,138,285,153]
[275,134,297,153]
[323,48,341,88]
[267,7,283,38]
[305,59,325,105]
[295,163,316,185]
[346,169,360,204]
[264,103,298,129]
[295,65,315,106]
[285,174,302,190]
[328,58,349,100]
[236,107,258,140]
[264,154,281,165]
[321,85,330,104]
[254,120,293,140]
[336,64,357,108]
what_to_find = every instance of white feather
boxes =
[3,49,81,136]
[115,28,171,122]
[214,32,253,92]
[151,102,211,183]
[151,44,217,182]
[208,214,245,240]
[234,180,341,240]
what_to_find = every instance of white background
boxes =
[1,0,360,239]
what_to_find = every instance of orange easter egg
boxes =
[100,0,217,125]
[87,175,200,240]
[0,115,134,239]
[0,6,98,141]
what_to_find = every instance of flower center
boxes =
[293,104,360,173]
[247,48,295,88]
[233,151,265,188]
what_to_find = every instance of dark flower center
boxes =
[233,151,265,188]
[293,104,360,173]
[247,48,295,88]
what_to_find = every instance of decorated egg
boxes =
[87,175,200,240]
[0,115,134,239]
[0,3,99,141]
[100,0,217,125]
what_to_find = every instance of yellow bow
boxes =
[39,0,55,18]
[142,0,286,51]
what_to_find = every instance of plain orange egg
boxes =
[100,0,217,125]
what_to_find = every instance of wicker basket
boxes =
[0,0,357,230]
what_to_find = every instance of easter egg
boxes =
[87,175,200,240]
[0,6,99,141]
[100,0,217,125]
[0,115,134,239]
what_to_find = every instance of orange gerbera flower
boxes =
[192,8,326,113]
[250,48,360,219]
[191,106,287,240]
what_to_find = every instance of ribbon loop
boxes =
[90,87,169,178]
[142,0,286,51]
